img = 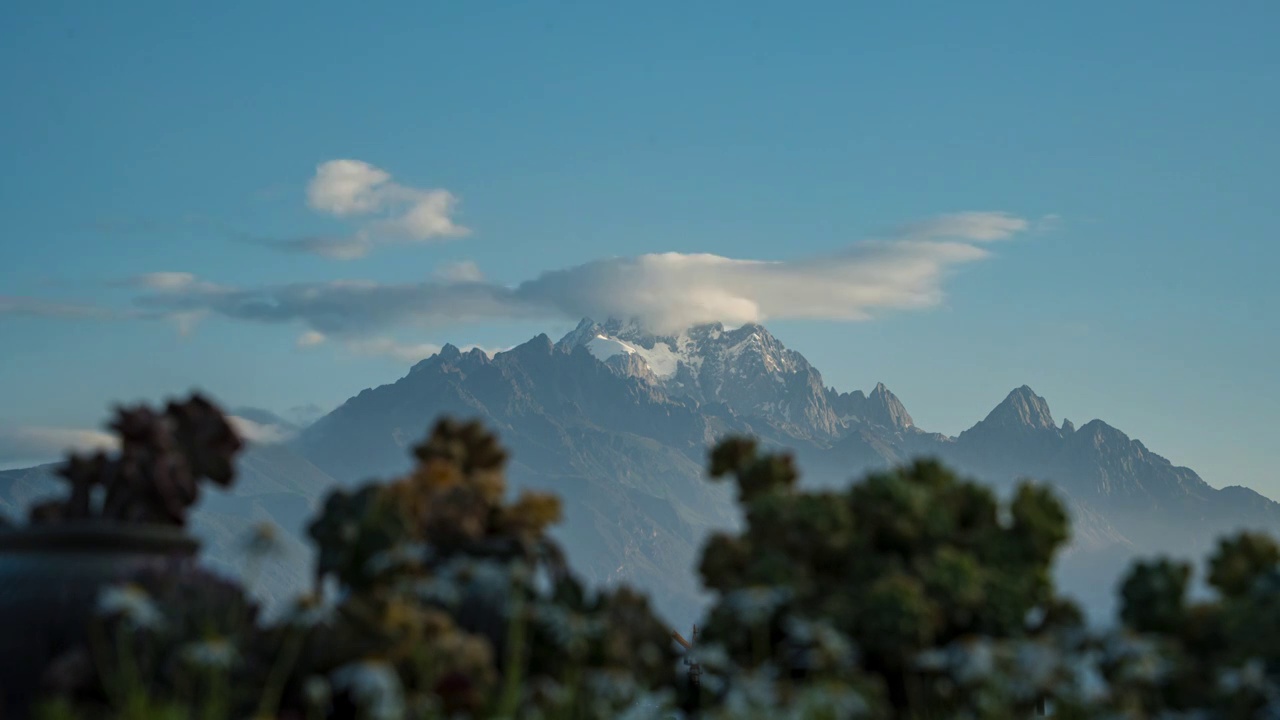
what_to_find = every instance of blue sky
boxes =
[1,2,1276,494]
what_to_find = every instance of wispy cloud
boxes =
[436,260,485,282]
[227,415,297,444]
[130,210,1035,336]
[298,332,502,364]
[0,416,295,465]
[7,210,1040,363]
[0,425,118,465]
[123,272,229,294]
[898,211,1029,242]
[296,330,328,348]
[343,338,444,364]
[0,296,120,320]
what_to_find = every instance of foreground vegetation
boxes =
[10,399,1280,718]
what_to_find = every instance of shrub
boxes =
[26,417,1280,718]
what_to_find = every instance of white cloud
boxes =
[227,416,297,444]
[0,425,118,464]
[130,271,200,291]
[297,330,327,348]
[380,189,465,241]
[307,159,393,216]
[126,210,1032,338]
[436,260,485,282]
[294,159,469,259]
[125,272,228,295]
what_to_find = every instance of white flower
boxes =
[721,667,778,715]
[286,595,334,629]
[724,587,790,626]
[1219,657,1268,693]
[952,638,996,684]
[690,643,731,673]
[585,669,639,706]
[782,616,856,670]
[535,603,602,649]
[96,583,164,630]
[1251,568,1280,598]
[614,689,682,720]
[913,648,949,672]
[331,660,405,720]
[1063,651,1109,704]
[411,575,462,608]
[1013,640,1058,689]
[365,542,433,575]
[1104,633,1169,683]
[242,521,285,558]
[303,676,331,708]
[182,637,238,670]
[461,559,513,604]
[785,683,871,719]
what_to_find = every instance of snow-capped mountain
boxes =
[557,318,845,439]
[6,319,1280,626]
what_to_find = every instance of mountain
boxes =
[295,333,741,621]
[4,318,1278,625]
[558,318,842,440]
[287,319,1280,623]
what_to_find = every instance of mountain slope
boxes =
[292,319,1280,623]
[294,335,741,623]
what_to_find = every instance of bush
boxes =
[27,419,1280,718]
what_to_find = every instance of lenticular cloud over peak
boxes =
[132,210,1035,339]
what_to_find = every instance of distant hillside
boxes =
[0,443,337,610]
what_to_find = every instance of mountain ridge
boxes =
[287,318,1280,621]
[3,318,1276,624]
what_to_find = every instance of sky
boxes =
[0,2,1276,493]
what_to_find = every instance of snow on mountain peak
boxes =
[559,318,804,383]
[585,335,635,362]
[553,317,848,437]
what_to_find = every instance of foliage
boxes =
[1100,531,1280,716]
[26,393,243,525]
[692,438,1083,718]
[22,415,1280,719]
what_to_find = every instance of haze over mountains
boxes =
[4,318,1277,624]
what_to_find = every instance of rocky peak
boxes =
[866,382,915,431]
[558,318,602,348]
[982,385,1057,431]
[1074,419,1129,446]
[556,318,837,439]
[513,333,554,355]
[953,385,1064,472]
